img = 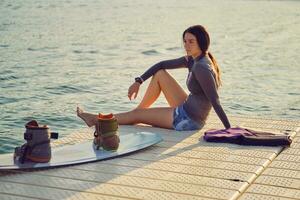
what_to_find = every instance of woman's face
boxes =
[183,32,201,58]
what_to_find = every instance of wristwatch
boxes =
[135,77,143,84]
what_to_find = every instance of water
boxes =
[1,0,299,153]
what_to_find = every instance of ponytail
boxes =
[208,52,221,88]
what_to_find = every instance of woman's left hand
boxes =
[128,82,140,100]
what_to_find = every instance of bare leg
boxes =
[77,106,174,129]
[137,70,187,108]
[114,107,174,129]
[77,70,185,129]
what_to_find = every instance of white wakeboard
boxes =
[0,132,162,170]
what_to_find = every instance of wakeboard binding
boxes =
[94,113,120,151]
[14,120,58,164]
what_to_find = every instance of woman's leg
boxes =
[77,107,98,127]
[77,107,174,129]
[137,69,187,108]
[77,69,185,129]
[114,107,174,129]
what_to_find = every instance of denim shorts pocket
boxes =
[175,119,201,131]
[172,105,204,131]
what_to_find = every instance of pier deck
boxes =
[0,115,299,200]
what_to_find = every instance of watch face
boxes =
[135,77,142,83]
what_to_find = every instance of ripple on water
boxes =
[288,92,300,96]
[0,75,18,81]
[73,50,99,54]
[44,85,90,95]
[27,46,58,52]
[0,136,22,154]
[141,49,160,55]
[166,47,181,51]
[230,103,255,112]
[0,44,9,48]
[0,97,20,105]
[0,69,15,74]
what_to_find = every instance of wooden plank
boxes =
[32,167,245,190]
[123,150,273,166]
[0,171,238,200]
[262,168,300,179]
[276,154,300,162]
[98,156,262,174]
[0,182,132,200]
[269,160,300,171]
[69,162,256,182]
[245,184,300,199]
[0,193,40,200]
[157,140,281,154]
[152,142,279,158]
[255,175,300,189]
[281,148,300,156]
[239,193,297,200]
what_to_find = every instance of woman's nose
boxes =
[185,44,191,50]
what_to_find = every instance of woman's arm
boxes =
[139,56,191,82]
[193,66,231,129]
[128,56,191,100]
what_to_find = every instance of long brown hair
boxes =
[183,25,222,87]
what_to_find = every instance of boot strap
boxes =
[95,120,118,134]
[93,132,102,150]
[94,125,118,142]
[27,139,50,154]
[19,144,29,164]
[24,132,58,141]
[24,132,32,140]
[16,140,50,163]
[102,131,118,138]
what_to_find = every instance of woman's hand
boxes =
[128,82,141,100]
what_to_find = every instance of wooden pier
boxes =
[0,115,299,199]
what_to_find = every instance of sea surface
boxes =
[1,0,299,153]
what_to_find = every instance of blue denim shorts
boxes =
[172,104,204,131]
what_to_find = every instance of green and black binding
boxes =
[94,113,120,151]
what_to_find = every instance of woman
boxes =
[77,25,231,131]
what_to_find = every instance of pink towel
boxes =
[204,127,292,146]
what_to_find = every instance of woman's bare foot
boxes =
[76,107,97,127]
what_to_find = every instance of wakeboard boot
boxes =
[94,113,120,151]
[14,120,58,163]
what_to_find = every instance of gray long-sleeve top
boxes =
[139,55,231,129]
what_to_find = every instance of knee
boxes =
[153,69,167,80]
